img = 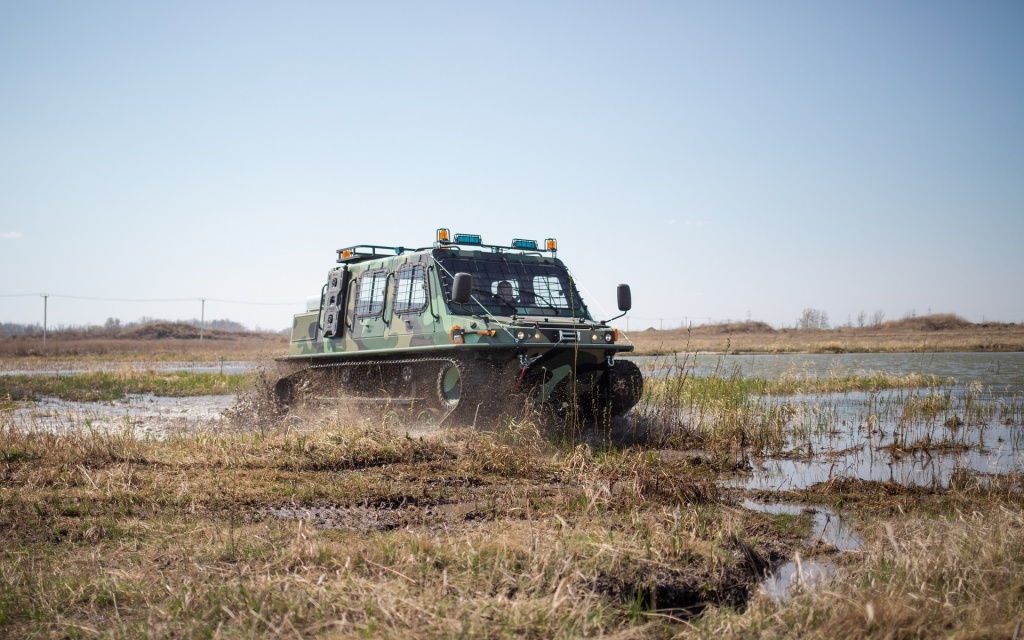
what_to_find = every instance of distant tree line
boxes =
[796,308,889,329]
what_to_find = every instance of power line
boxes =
[36,294,196,303]
[203,298,303,306]
[0,293,302,306]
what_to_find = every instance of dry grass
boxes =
[696,497,1024,638]
[0,323,286,362]
[3,351,1021,637]
[629,316,1024,355]
[4,316,1022,367]
[4,406,1019,638]
[0,406,793,638]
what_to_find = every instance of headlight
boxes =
[516,330,526,340]
[604,332,614,343]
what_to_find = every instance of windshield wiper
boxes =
[523,291,564,316]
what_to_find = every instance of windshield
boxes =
[437,256,591,320]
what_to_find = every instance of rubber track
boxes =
[283,355,499,425]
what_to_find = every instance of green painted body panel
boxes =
[278,238,641,419]
[284,247,633,362]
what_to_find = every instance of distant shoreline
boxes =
[628,316,1024,355]
[1,315,1021,361]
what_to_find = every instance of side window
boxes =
[533,275,569,308]
[394,264,427,314]
[356,270,388,317]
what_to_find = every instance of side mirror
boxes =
[452,272,473,304]
[616,284,632,312]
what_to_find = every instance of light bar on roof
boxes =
[512,238,538,250]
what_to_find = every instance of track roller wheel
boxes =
[437,362,463,410]
[273,377,295,408]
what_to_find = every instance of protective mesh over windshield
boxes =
[437,256,590,319]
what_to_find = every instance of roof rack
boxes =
[336,245,410,264]
[335,229,559,264]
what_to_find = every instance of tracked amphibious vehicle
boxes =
[274,228,642,425]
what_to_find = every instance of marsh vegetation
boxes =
[0,350,1021,638]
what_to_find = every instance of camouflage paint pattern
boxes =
[283,245,634,409]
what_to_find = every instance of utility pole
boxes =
[42,294,48,348]
[200,298,205,342]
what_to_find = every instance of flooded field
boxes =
[634,351,1024,391]
[2,352,1022,636]
[632,352,1023,490]
[7,353,1022,494]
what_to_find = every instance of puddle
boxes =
[743,499,862,603]
[758,555,836,602]
[742,499,860,552]
[11,393,236,438]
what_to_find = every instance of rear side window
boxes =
[355,270,388,316]
[394,264,427,314]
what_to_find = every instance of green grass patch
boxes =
[0,371,251,402]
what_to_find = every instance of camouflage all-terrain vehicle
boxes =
[274,228,642,426]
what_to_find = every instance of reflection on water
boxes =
[743,499,862,603]
[736,386,1022,490]
[11,394,235,439]
[758,555,835,603]
[743,499,861,552]
[631,352,1024,395]
[631,353,1023,490]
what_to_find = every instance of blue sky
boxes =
[2,1,1022,332]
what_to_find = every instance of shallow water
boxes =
[743,499,861,603]
[8,353,1022,488]
[735,386,1022,490]
[0,360,254,376]
[631,352,1024,394]
[12,393,236,438]
[633,353,1023,490]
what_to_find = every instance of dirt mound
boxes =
[881,314,973,332]
[692,321,776,335]
[119,322,207,340]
